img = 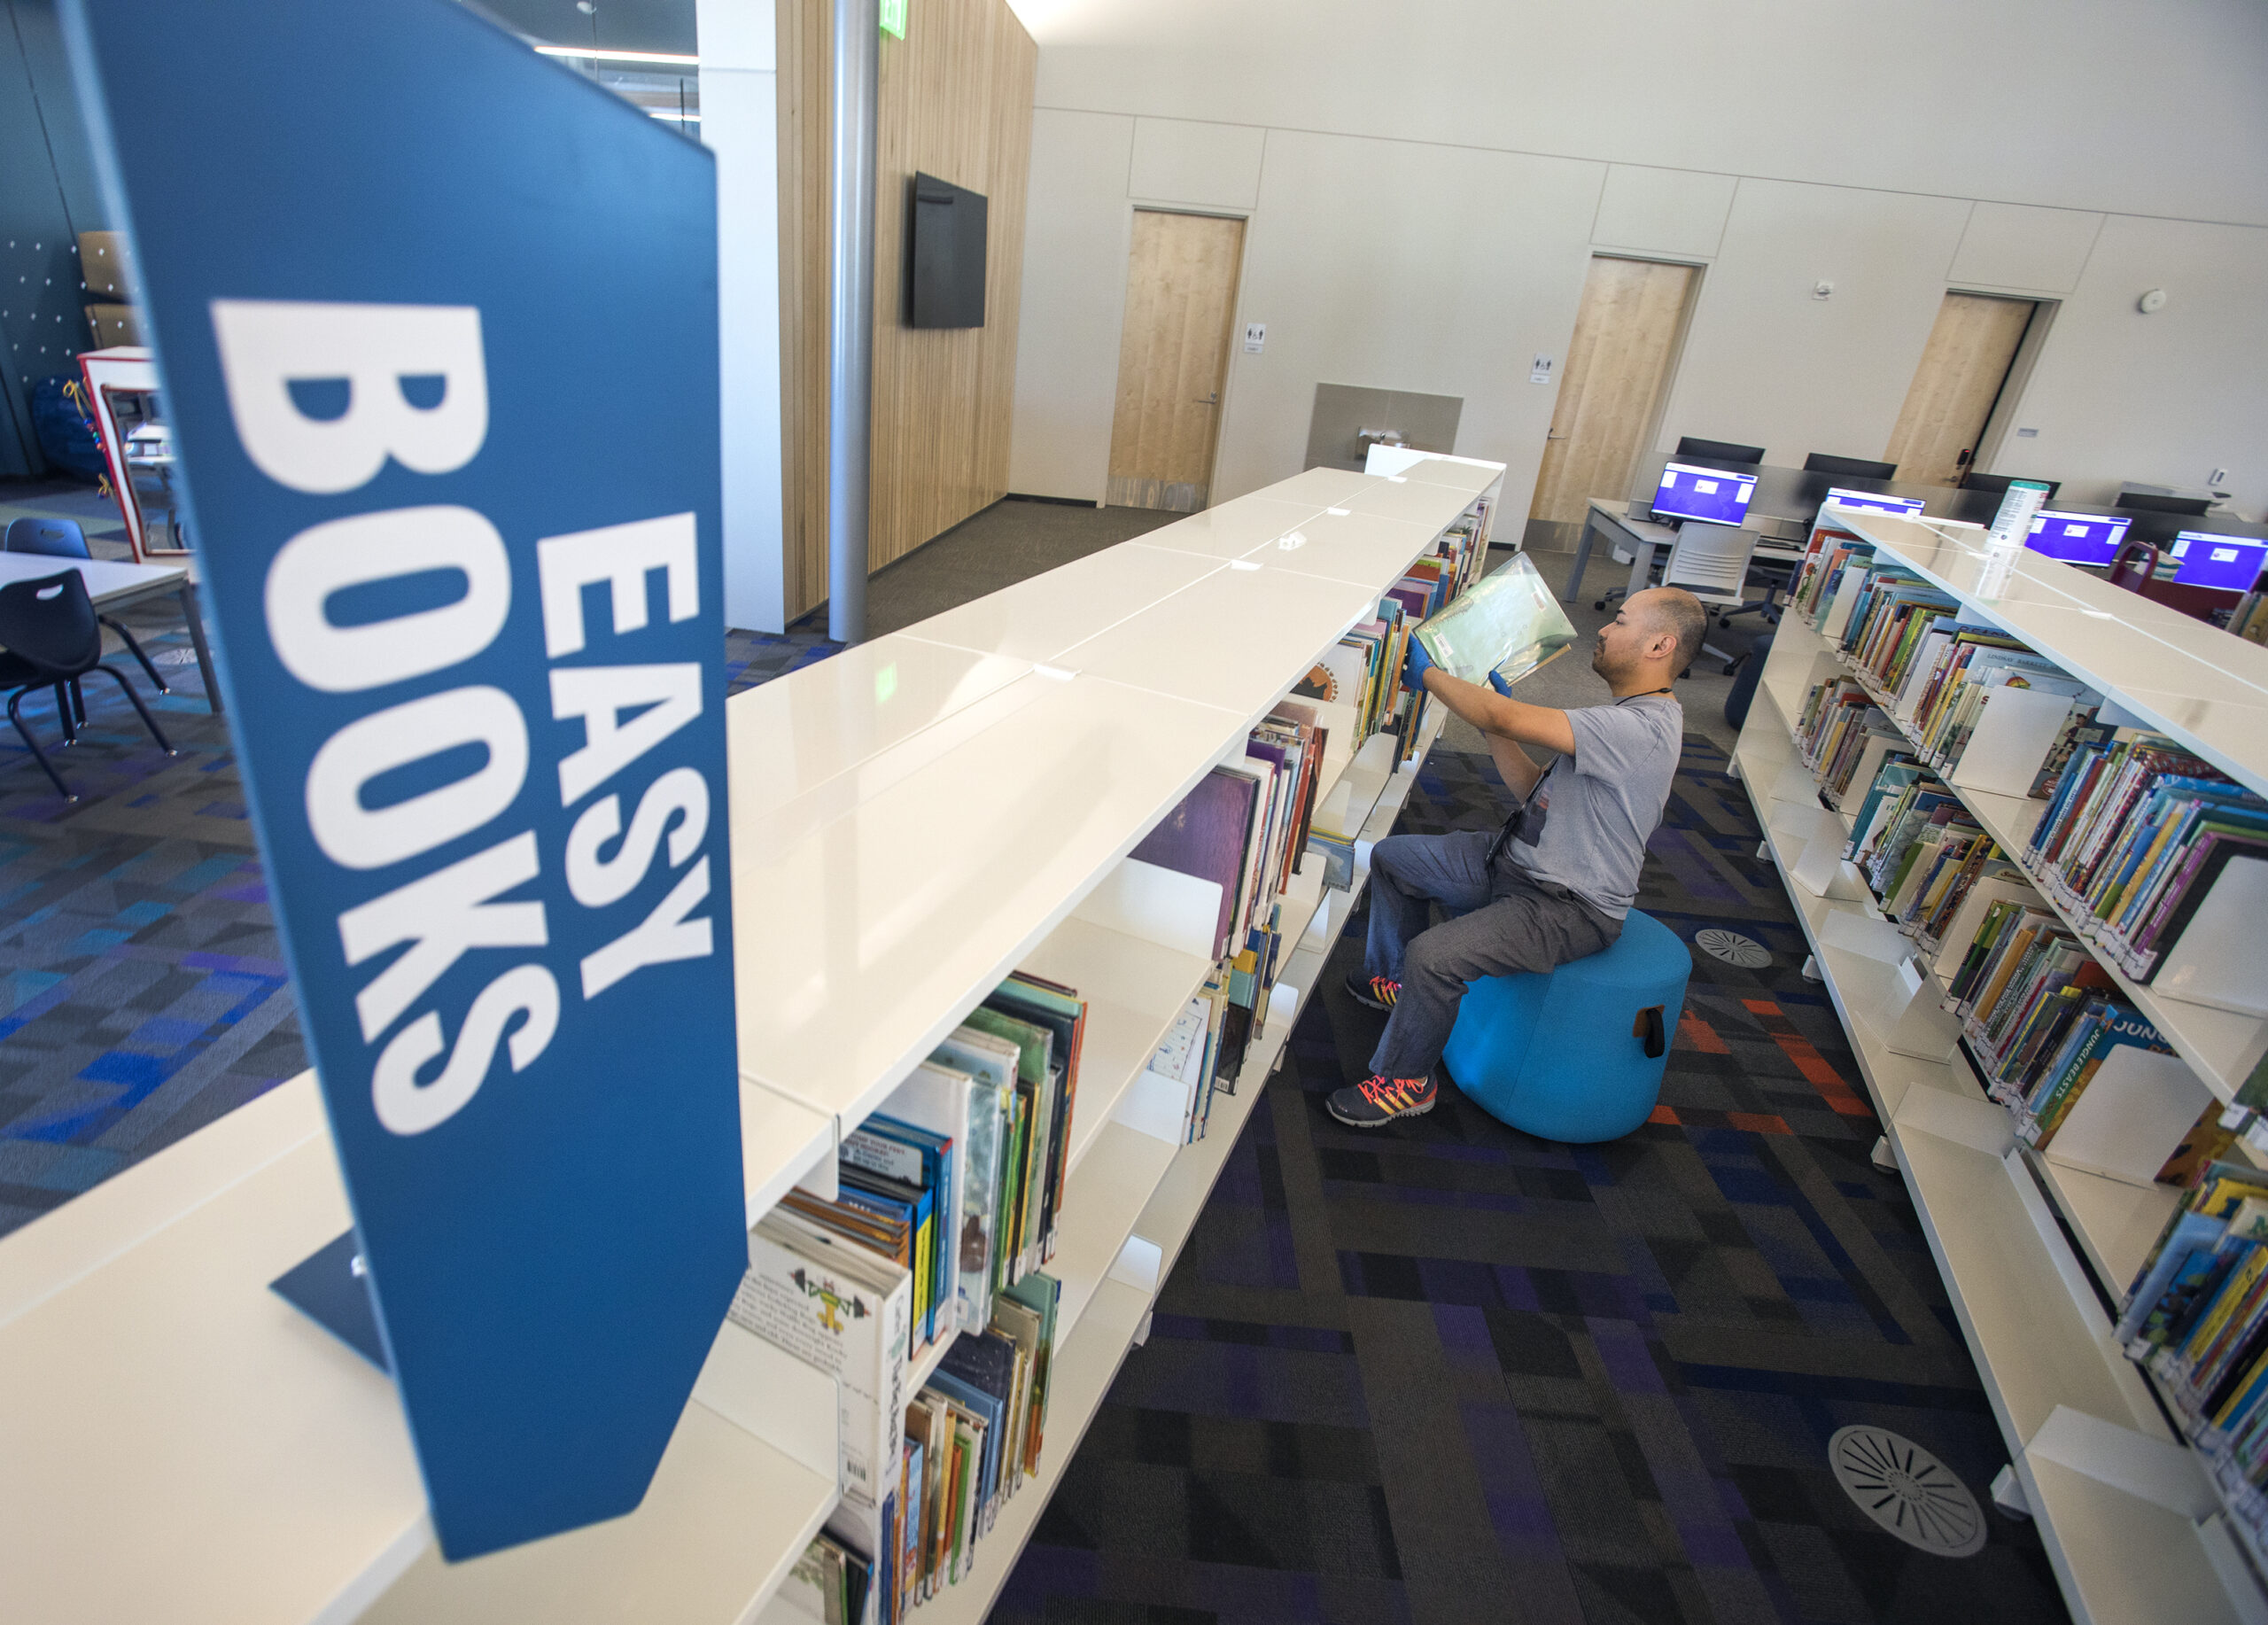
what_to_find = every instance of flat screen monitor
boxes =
[1821,487,1925,518]
[1651,462,1757,526]
[2023,509,2131,566]
[2169,531,2268,592]
[908,171,987,329]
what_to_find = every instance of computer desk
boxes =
[1562,498,1809,607]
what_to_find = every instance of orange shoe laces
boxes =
[1357,1074,1429,1111]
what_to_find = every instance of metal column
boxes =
[826,0,876,644]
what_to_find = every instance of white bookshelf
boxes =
[793,702,1451,1625]
[1737,510,2268,1625]
[1795,602,2268,1100]
[0,456,1498,1625]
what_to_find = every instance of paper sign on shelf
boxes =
[63,0,746,1559]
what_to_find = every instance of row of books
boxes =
[1794,677,1907,807]
[1938,890,2178,1149]
[1817,556,2099,794]
[894,1271,1060,1614]
[739,971,1087,1621]
[1790,527,1866,622]
[1799,535,2268,1000]
[2117,1162,2268,1553]
[773,1269,1060,1625]
[2025,732,2268,985]
[1128,503,1496,1137]
[1840,750,1991,955]
[1130,696,1332,1140]
[1798,699,2202,1167]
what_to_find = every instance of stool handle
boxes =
[1634,1005,1666,1060]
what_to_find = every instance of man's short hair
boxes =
[1644,588,1709,677]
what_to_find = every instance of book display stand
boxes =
[1735,507,2268,1625]
[0,458,1501,1624]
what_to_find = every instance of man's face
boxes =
[1591,595,1661,682]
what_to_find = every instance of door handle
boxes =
[1546,432,1568,441]
[1194,393,1218,406]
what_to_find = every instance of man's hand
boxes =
[1402,636,1434,694]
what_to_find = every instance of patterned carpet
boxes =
[989,735,2070,1625]
[0,571,2070,1622]
[0,603,838,1237]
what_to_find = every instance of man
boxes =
[1326,585,1708,1128]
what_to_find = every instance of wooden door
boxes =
[1527,256,1697,536]
[1884,292,2036,485]
[1106,210,1246,511]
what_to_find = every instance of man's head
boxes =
[1590,587,1707,690]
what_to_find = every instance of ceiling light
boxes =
[535,45,699,66]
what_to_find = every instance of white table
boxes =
[0,553,221,714]
[1562,495,1807,610]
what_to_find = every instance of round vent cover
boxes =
[1829,1425,1987,1557]
[1695,929,1772,968]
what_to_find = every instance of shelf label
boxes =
[65,0,746,1559]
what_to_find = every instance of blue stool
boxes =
[1441,910,1692,1142]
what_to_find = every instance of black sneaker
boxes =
[1326,1071,1439,1128]
[1344,972,1401,1012]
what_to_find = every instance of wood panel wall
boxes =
[776,0,1037,622]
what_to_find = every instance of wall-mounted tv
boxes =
[908,171,986,330]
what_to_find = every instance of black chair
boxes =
[0,570,175,801]
[3,517,172,697]
[2115,492,2214,517]
[1675,436,1767,465]
[1803,453,1899,479]
[1959,471,2061,501]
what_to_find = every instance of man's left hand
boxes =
[1402,637,1435,692]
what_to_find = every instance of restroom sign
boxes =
[65,0,747,1558]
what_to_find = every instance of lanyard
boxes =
[1489,691,1671,864]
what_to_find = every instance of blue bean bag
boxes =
[1441,909,1691,1142]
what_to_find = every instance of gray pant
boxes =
[1363,830,1620,1080]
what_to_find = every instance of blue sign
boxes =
[64,0,747,1558]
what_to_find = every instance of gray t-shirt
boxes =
[1503,694,1682,919]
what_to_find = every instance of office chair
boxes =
[3,517,172,696]
[1959,471,2061,501]
[1659,523,1767,673]
[1675,436,1767,465]
[0,570,175,800]
[1803,453,1899,479]
[1660,523,1759,603]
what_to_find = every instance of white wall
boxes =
[698,0,787,632]
[1005,0,2268,520]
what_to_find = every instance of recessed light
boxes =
[1325,506,1351,517]
[534,44,699,66]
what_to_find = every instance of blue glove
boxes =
[1402,636,1434,691]
[1487,669,1515,698]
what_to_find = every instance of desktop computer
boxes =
[1821,487,1925,519]
[1650,462,1758,527]
[2168,531,2268,593]
[2023,509,2132,566]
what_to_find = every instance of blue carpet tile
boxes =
[989,735,2070,1625]
[0,608,837,1237]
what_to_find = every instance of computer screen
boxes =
[1821,487,1925,518]
[2169,531,2268,592]
[1651,462,1758,526]
[2023,509,2132,566]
